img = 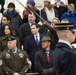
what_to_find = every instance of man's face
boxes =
[28,14,36,23]
[42,41,51,49]
[7,40,16,50]
[31,25,39,35]
[2,17,10,26]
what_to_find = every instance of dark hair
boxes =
[7,2,15,8]
[31,23,40,28]
[4,25,16,36]
[2,14,11,21]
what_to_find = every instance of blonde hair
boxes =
[68,3,75,10]
[52,17,60,23]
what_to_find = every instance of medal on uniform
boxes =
[19,53,24,58]
[0,59,2,66]
[6,53,11,58]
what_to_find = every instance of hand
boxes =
[46,67,55,74]
[41,69,48,75]
[13,72,20,75]
[27,58,32,69]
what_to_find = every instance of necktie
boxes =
[46,51,50,62]
[35,36,39,45]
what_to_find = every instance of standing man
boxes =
[53,23,76,75]
[19,13,47,45]
[35,35,55,75]
[24,23,44,72]
[1,35,29,75]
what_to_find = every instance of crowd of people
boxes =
[0,0,76,75]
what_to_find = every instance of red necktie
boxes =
[46,54,50,62]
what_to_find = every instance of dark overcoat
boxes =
[35,49,55,75]
[53,42,76,75]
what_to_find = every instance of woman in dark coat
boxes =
[0,25,20,54]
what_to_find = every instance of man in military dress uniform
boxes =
[53,23,76,75]
[1,35,29,75]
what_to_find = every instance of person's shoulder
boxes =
[0,36,7,41]
[20,23,29,28]
[26,34,33,39]
[36,50,43,55]
[1,50,8,55]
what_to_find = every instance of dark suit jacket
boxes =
[35,49,54,73]
[24,34,44,59]
[53,42,76,75]
[24,34,44,72]
[19,23,31,44]
[19,23,47,44]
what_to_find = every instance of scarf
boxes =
[45,7,55,22]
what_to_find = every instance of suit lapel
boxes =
[43,51,48,63]
[31,35,38,46]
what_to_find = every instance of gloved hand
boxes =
[41,67,55,75]
[41,69,48,75]
[46,67,55,74]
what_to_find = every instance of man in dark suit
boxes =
[53,23,76,75]
[35,35,55,75]
[19,13,47,46]
[24,23,44,72]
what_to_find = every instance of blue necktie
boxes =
[36,36,39,45]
